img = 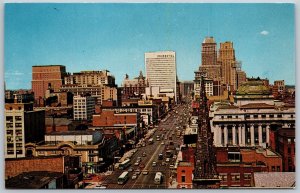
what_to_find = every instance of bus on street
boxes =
[119,159,131,170]
[118,171,129,185]
[154,172,162,184]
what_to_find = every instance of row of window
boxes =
[220,114,294,119]
[219,173,252,182]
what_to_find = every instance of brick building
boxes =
[32,65,67,106]
[92,111,143,143]
[5,155,82,188]
[6,171,65,189]
[5,155,79,179]
[176,161,194,189]
[26,130,118,173]
[216,147,282,187]
[269,127,295,172]
[45,118,78,134]
[121,71,147,99]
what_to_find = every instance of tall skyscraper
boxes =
[31,65,67,104]
[218,41,237,90]
[199,37,221,81]
[145,51,177,102]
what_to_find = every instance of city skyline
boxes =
[5,3,295,90]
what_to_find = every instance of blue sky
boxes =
[4,3,295,89]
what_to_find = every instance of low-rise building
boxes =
[176,161,194,189]
[26,130,118,173]
[6,171,65,189]
[216,147,282,188]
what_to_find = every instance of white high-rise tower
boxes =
[145,51,177,102]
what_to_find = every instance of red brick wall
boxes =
[46,125,69,134]
[32,66,66,99]
[241,149,282,172]
[216,149,228,163]
[5,156,64,179]
[92,111,137,127]
[177,164,194,188]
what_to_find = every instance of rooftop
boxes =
[253,172,295,188]
[203,36,216,44]
[6,171,64,189]
[46,130,100,136]
[45,118,73,126]
[239,103,275,109]
[178,161,193,167]
[236,81,271,95]
[32,65,65,67]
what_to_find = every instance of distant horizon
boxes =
[5,3,295,89]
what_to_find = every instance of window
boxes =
[277,166,280,172]
[220,173,227,181]
[253,114,258,118]
[181,176,186,182]
[277,114,282,118]
[271,166,275,171]
[231,173,240,181]
[244,173,251,180]
[269,114,274,118]
[261,114,266,118]
[228,152,241,162]
[288,147,291,154]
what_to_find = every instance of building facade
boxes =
[5,102,45,158]
[216,147,282,187]
[64,70,115,86]
[73,95,95,121]
[218,41,237,90]
[179,81,194,97]
[121,71,147,99]
[198,37,221,81]
[211,103,295,148]
[31,65,67,104]
[27,131,118,173]
[60,84,117,105]
[145,51,177,102]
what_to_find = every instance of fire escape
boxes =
[193,76,221,188]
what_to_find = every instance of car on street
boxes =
[128,167,133,172]
[134,169,141,175]
[139,163,145,168]
[142,152,146,157]
[132,174,138,180]
[169,164,174,169]
[152,161,157,167]
[134,162,139,166]
[161,142,165,145]
[142,170,149,175]
[166,158,170,162]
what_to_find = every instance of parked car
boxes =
[152,161,157,167]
